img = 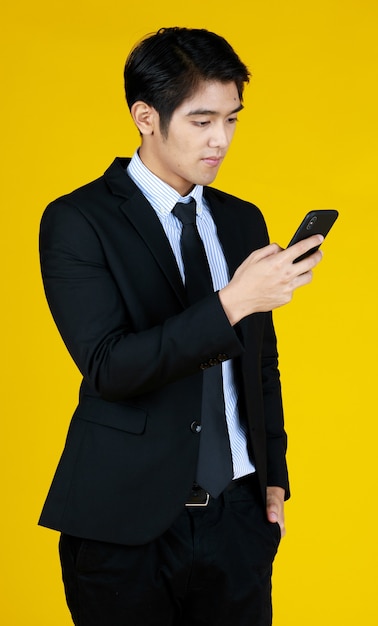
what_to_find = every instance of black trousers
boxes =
[59,476,281,626]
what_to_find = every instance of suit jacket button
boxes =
[190,421,202,433]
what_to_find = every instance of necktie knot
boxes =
[172,198,213,301]
[172,199,197,226]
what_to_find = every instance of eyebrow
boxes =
[186,104,244,117]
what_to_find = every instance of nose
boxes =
[208,121,231,149]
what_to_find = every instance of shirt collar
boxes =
[127,150,204,219]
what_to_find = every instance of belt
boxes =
[185,474,256,507]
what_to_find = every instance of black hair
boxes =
[124,27,250,136]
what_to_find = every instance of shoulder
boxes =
[40,157,136,228]
[204,185,267,229]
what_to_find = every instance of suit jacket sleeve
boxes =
[39,198,244,402]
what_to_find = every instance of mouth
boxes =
[201,156,223,167]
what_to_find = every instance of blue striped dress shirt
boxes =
[127,150,255,479]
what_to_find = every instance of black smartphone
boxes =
[287,209,339,263]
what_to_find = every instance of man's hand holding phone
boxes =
[219,234,324,326]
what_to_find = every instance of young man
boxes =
[39,27,322,626]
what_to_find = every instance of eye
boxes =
[192,120,211,127]
[227,116,238,124]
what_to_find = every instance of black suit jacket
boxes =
[39,157,289,545]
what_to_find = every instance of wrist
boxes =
[219,284,256,326]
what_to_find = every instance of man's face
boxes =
[139,81,243,196]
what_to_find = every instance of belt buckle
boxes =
[185,486,210,507]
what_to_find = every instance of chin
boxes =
[202,174,219,186]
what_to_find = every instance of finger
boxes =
[293,247,323,277]
[292,269,314,289]
[284,234,324,263]
[249,242,282,262]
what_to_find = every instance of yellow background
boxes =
[2,1,377,624]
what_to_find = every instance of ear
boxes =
[130,101,158,136]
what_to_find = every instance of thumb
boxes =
[266,508,279,524]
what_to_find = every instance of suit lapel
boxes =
[204,188,251,340]
[204,188,246,279]
[121,195,187,306]
[104,159,251,311]
[104,158,187,306]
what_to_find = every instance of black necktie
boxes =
[172,199,233,497]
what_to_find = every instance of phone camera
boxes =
[306,216,318,230]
